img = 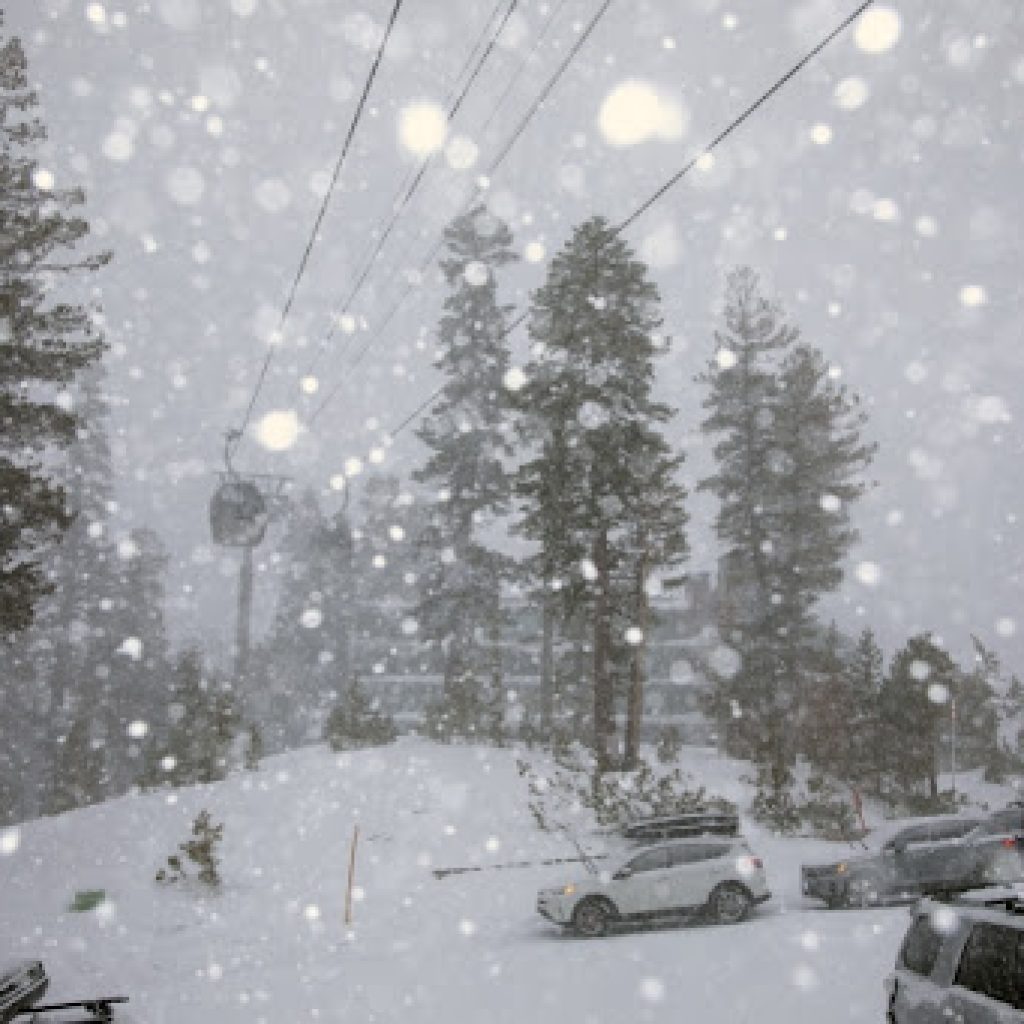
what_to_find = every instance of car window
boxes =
[666,844,730,866]
[976,811,1024,836]
[627,848,670,873]
[954,923,1024,1010]
[894,825,932,847]
[899,915,944,977]
[930,819,980,841]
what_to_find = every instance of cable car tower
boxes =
[209,430,290,685]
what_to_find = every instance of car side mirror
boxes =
[613,867,633,881]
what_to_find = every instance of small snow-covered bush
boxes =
[156,809,224,888]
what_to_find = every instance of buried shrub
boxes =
[156,809,224,887]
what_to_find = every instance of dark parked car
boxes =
[885,891,1024,1022]
[801,806,1024,908]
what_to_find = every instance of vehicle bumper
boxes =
[536,893,574,925]
[801,874,847,902]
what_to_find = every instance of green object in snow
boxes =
[69,889,106,912]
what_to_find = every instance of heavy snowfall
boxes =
[1,0,1022,1021]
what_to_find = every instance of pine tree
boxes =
[44,711,104,815]
[845,627,886,790]
[139,650,238,788]
[258,490,352,750]
[880,634,956,802]
[962,638,1011,781]
[514,216,687,773]
[107,527,171,781]
[0,20,108,635]
[323,675,397,751]
[770,345,875,752]
[802,623,856,778]
[413,204,517,741]
[350,474,423,683]
[699,267,795,779]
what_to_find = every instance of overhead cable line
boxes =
[331,0,876,444]
[477,0,573,136]
[306,0,616,424]
[303,0,521,378]
[230,0,405,453]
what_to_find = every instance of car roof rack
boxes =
[622,811,740,841]
[954,887,1024,915]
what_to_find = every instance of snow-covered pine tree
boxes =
[258,489,352,750]
[0,20,108,636]
[515,216,686,773]
[413,204,517,742]
[879,634,956,804]
[44,711,104,815]
[350,473,423,684]
[139,649,238,788]
[322,674,397,751]
[41,368,146,808]
[698,267,796,790]
[107,526,171,783]
[844,627,886,791]
[770,344,875,755]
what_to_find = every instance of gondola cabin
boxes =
[209,477,269,547]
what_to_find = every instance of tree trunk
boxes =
[592,528,615,775]
[539,582,554,738]
[623,543,648,770]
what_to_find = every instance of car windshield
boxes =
[1,3,1021,1023]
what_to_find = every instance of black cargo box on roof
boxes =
[622,811,740,841]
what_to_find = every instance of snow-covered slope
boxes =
[1,738,981,1024]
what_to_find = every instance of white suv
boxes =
[537,836,771,937]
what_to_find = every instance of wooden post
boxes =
[344,824,360,926]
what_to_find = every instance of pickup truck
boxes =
[800,808,1024,908]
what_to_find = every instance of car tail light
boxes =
[1001,838,1019,849]
[751,857,763,869]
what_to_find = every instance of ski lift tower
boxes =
[209,431,290,685]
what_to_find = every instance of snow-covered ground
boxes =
[1,740,1012,1024]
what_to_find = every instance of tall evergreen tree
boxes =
[698,268,795,780]
[0,21,108,635]
[845,627,886,791]
[350,474,423,682]
[880,634,956,801]
[413,204,517,741]
[139,649,238,789]
[770,345,875,752]
[258,489,352,750]
[41,367,122,809]
[514,216,687,773]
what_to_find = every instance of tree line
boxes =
[2,15,1020,828]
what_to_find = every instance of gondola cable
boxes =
[314,0,876,445]
[306,0,616,424]
[229,0,405,457]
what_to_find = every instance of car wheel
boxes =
[572,898,613,938]
[708,883,753,925]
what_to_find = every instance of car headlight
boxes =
[562,884,576,896]
[836,862,848,875]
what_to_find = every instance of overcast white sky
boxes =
[11,0,1024,674]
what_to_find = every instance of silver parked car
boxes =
[537,836,771,937]
[885,891,1024,1022]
